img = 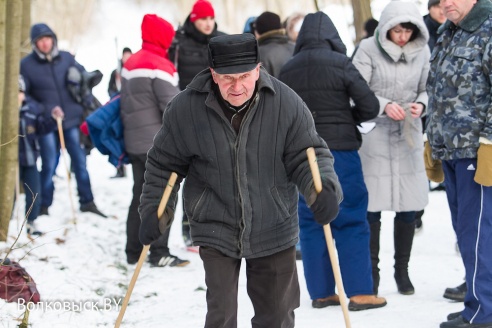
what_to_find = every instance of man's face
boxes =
[121,52,132,64]
[194,17,215,35]
[430,4,447,24]
[211,65,260,107]
[440,0,477,24]
[35,36,54,54]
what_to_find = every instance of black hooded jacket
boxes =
[279,12,379,150]
[168,16,225,90]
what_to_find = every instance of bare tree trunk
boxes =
[0,0,22,241]
[0,1,5,120]
[20,0,31,58]
[352,0,373,44]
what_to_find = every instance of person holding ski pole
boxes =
[138,33,342,328]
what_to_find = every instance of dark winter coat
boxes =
[279,12,379,151]
[120,14,180,155]
[423,14,441,52]
[19,100,56,167]
[20,23,86,131]
[139,68,343,259]
[427,0,492,160]
[168,16,226,90]
[257,29,294,78]
[107,68,120,98]
[86,96,129,168]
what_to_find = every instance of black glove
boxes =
[310,184,340,225]
[139,207,175,245]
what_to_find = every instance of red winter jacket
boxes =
[120,14,180,155]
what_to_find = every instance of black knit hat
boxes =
[208,34,260,74]
[428,0,440,9]
[364,18,379,37]
[122,47,132,54]
[254,11,282,35]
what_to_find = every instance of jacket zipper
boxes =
[235,93,259,257]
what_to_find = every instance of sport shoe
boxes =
[26,221,43,236]
[150,255,190,267]
[448,312,462,321]
[440,315,492,327]
[444,282,467,302]
[312,294,340,308]
[80,201,107,218]
[349,295,387,311]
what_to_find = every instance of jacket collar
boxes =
[187,66,275,96]
[439,0,492,33]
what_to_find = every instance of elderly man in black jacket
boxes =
[279,11,387,311]
[139,33,342,328]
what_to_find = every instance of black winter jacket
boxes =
[257,30,294,78]
[279,12,379,150]
[168,16,225,90]
[139,68,343,259]
[423,14,441,52]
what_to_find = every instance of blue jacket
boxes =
[19,100,56,167]
[20,23,86,131]
[85,96,129,167]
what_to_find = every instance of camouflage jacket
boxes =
[426,0,492,160]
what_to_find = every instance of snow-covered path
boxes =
[1,151,464,327]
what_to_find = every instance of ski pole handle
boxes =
[306,147,322,193]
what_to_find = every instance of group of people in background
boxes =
[16,0,492,327]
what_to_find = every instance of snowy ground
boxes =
[1,150,465,328]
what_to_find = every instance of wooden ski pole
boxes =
[56,117,77,230]
[306,147,351,328]
[114,172,178,328]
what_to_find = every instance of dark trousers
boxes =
[38,128,93,207]
[19,164,41,222]
[125,154,170,263]
[199,246,300,328]
[443,159,492,324]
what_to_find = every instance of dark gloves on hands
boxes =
[139,207,175,246]
[475,143,492,186]
[424,142,444,183]
[310,184,340,226]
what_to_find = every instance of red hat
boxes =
[190,0,215,23]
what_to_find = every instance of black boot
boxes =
[443,282,467,302]
[80,201,107,218]
[111,165,126,178]
[370,221,381,295]
[394,218,415,295]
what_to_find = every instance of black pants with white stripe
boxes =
[200,246,300,328]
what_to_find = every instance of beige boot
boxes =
[348,294,387,311]
[312,294,340,308]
